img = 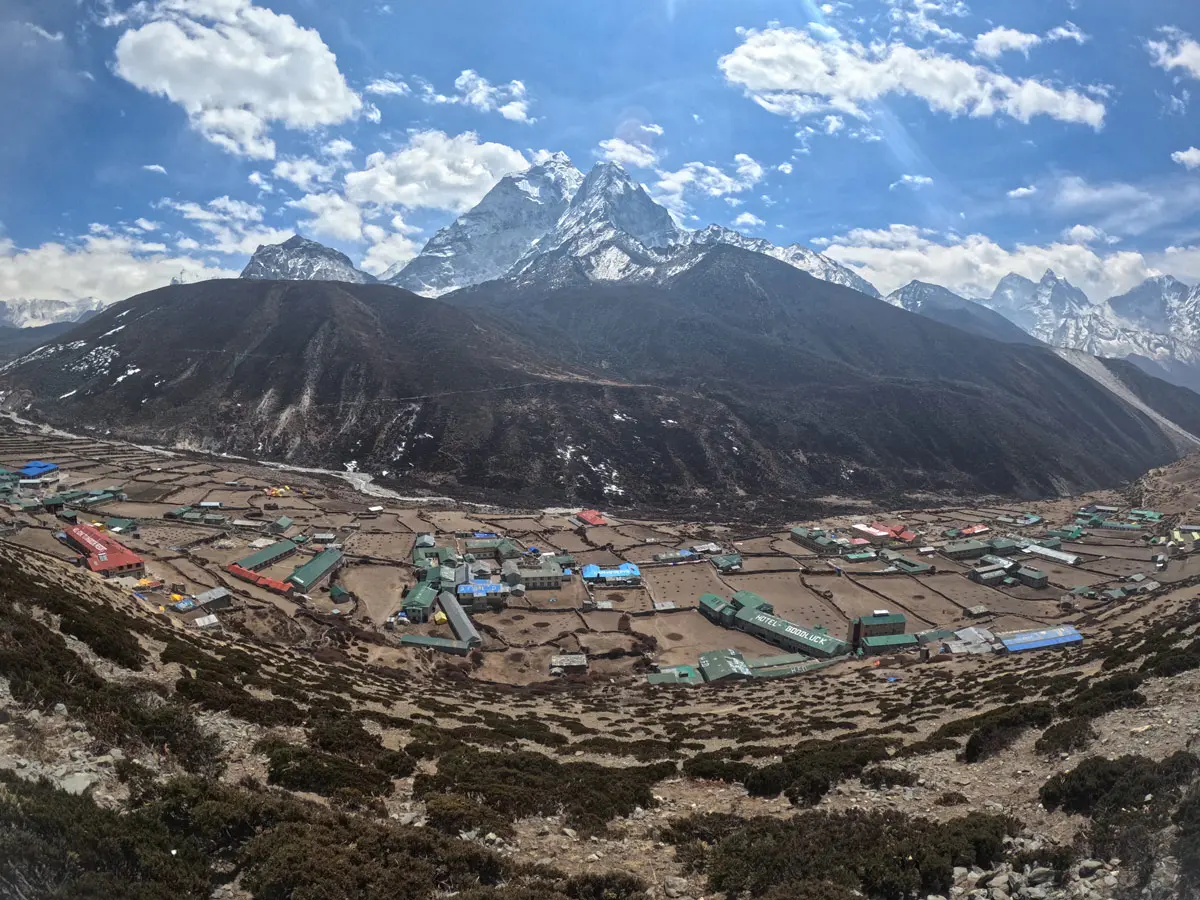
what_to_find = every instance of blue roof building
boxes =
[998,626,1083,653]
[21,461,59,478]
[581,562,641,583]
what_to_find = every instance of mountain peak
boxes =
[240,235,374,284]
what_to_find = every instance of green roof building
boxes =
[412,545,457,566]
[697,649,755,682]
[286,548,343,592]
[235,539,298,572]
[893,556,933,575]
[698,592,729,623]
[400,634,472,656]
[711,553,743,572]
[849,611,906,646]
[647,665,703,686]
[987,538,1021,556]
[402,583,438,623]
[735,607,850,658]
[1048,525,1085,540]
[861,633,920,655]
[730,590,774,614]
[942,539,989,560]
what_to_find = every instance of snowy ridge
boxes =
[386,152,584,296]
[0,297,104,329]
[240,235,375,284]
[1054,348,1200,451]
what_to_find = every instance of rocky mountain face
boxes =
[690,225,881,297]
[885,281,1039,345]
[0,297,103,329]
[240,235,375,284]
[384,152,584,296]
[984,270,1094,344]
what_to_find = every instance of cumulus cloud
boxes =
[886,0,969,43]
[820,223,1154,300]
[247,170,273,192]
[719,26,1106,129]
[1007,185,1037,198]
[160,194,291,254]
[733,212,766,229]
[974,22,1088,59]
[653,153,765,214]
[597,138,660,168]
[142,163,167,174]
[421,69,535,123]
[344,129,529,214]
[271,156,334,191]
[133,218,160,231]
[973,27,1042,59]
[0,233,236,304]
[777,162,794,174]
[365,77,410,96]
[360,216,422,275]
[286,191,364,242]
[1061,224,1108,244]
[1172,147,1200,169]
[890,174,933,189]
[112,0,362,159]
[323,137,355,161]
[1148,28,1200,81]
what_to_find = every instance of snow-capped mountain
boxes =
[1108,275,1200,345]
[240,235,375,284]
[984,270,1093,343]
[507,162,688,285]
[385,152,584,296]
[0,297,105,329]
[884,281,1038,345]
[689,225,881,298]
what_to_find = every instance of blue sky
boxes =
[2,0,1200,304]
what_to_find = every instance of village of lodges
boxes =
[0,427,1190,688]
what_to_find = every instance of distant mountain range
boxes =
[239,157,882,299]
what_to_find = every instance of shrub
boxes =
[563,872,647,900]
[1034,718,1097,757]
[742,738,893,805]
[175,674,305,727]
[1174,783,1200,895]
[426,793,515,839]
[1040,752,1200,817]
[414,748,675,834]
[935,791,969,807]
[258,741,394,798]
[860,766,918,789]
[959,704,1055,763]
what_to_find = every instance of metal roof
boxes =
[862,633,919,648]
[235,539,297,571]
[998,626,1083,653]
[697,649,754,682]
[403,583,438,609]
[438,592,481,646]
[735,608,849,657]
[286,548,343,591]
[646,665,703,685]
[853,611,905,626]
[400,634,472,654]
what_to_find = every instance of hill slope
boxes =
[5,260,1200,509]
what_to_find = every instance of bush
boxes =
[860,766,918,789]
[426,793,515,839]
[1040,753,1200,817]
[258,741,394,798]
[175,674,305,726]
[414,748,675,834]
[935,791,969,807]
[959,704,1055,764]
[700,809,1016,900]
[1174,783,1200,895]
[741,738,893,806]
[1034,718,1097,757]
[563,872,647,900]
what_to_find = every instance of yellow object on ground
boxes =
[433,611,448,625]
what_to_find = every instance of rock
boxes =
[586,852,600,862]
[109,748,125,761]
[664,875,690,898]
[631,806,647,820]
[485,832,498,842]
[988,874,1010,890]
[1027,868,1056,886]
[954,867,970,882]
[1022,887,1049,900]
[94,755,114,766]
[990,889,1009,900]
[53,703,67,717]
[58,772,98,795]
[562,827,578,841]
[535,857,554,868]
[1078,860,1104,878]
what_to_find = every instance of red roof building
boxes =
[577,509,607,527]
[65,524,145,577]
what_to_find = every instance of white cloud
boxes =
[365,77,410,96]
[142,163,167,174]
[323,137,355,161]
[777,162,794,174]
[822,114,845,134]
[363,103,382,124]
[344,129,529,214]
[1149,28,1200,80]
[719,26,1106,129]
[22,22,64,42]
[247,170,273,192]
[733,212,766,229]
[886,0,969,43]
[973,27,1042,59]
[653,153,765,214]
[0,233,236,304]
[271,156,334,191]
[725,198,744,208]
[133,218,160,231]
[420,69,535,123]
[890,174,933,189]
[1007,185,1037,198]
[822,224,1155,300]
[287,191,363,241]
[361,215,421,275]
[1046,22,1088,44]
[974,21,1089,59]
[597,138,660,168]
[112,0,362,159]
[1061,224,1106,244]
[1172,147,1200,169]
[1049,174,1200,237]
[161,194,291,254]
[640,123,665,136]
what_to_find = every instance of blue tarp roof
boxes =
[581,562,641,579]
[457,582,505,595]
[999,626,1083,653]
[21,460,58,476]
